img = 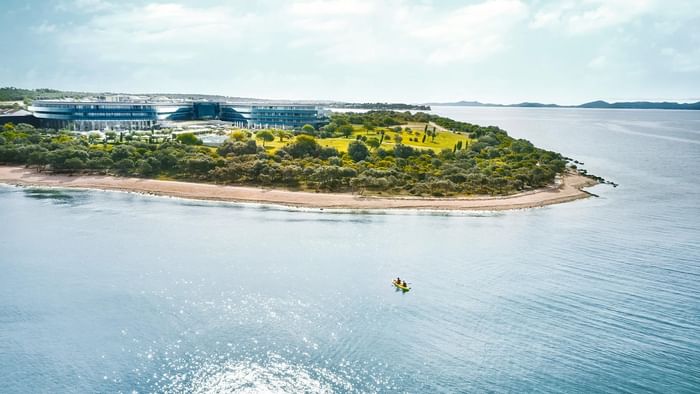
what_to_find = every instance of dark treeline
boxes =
[0,87,91,102]
[0,111,569,196]
[329,110,509,138]
[328,103,431,110]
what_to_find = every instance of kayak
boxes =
[393,281,410,291]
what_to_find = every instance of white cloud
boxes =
[588,55,607,69]
[530,0,657,34]
[32,0,699,102]
[661,47,700,72]
[412,0,528,64]
[283,0,528,65]
[33,22,57,34]
[287,0,375,16]
[49,0,531,68]
[55,3,264,64]
[56,0,116,13]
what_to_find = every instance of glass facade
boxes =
[29,100,327,130]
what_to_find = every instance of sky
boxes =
[1,0,699,104]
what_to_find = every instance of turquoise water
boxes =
[1,107,699,393]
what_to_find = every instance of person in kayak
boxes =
[402,280,407,287]
[395,277,401,284]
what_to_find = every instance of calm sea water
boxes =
[1,107,699,393]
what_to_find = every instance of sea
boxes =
[1,107,699,393]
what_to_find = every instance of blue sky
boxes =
[1,0,698,104]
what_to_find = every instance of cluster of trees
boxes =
[316,111,507,140]
[0,112,569,196]
[328,103,431,111]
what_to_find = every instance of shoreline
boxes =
[0,166,598,211]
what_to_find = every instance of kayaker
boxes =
[402,280,407,287]
[395,277,401,284]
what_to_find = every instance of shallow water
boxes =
[1,107,699,393]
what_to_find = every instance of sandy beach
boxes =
[0,165,598,211]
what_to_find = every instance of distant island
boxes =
[427,100,700,110]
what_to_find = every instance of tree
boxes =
[111,145,136,161]
[63,157,85,172]
[230,130,249,141]
[274,129,292,142]
[338,125,353,138]
[185,154,215,174]
[176,133,202,145]
[136,159,154,175]
[323,123,337,134]
[366,138,380,149]
[393,143,416,159]
[115,158,135,174]
[394,135,403,144]
[27,149,49,167]
[283,135,320,158]
[256,130,274,147]
[88,132,101,144]
[105,131,117,143]
[347,141,369,162]
[301,124,316,135]
[218,140,258,156]
[364,122,375,134]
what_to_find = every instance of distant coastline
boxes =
[2,86,696,111]
[427,100,700,110]
[0,166,598,211]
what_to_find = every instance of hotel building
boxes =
[27,100,328,131]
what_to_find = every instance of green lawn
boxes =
[234,122,473,154]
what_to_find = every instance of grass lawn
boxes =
[231,122,473,154]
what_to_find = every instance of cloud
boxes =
[24,0,699,102]
[47,0,531,68]
[287,0,374,16]
[412,0,528,64]
[54,3,263,65]
[284,0,528,65]
[33,22,57,34]
[55,0,116,13]
[530,0,656,34]
[661,47,700,72]
[588,55,607,69]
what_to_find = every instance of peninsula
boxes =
[0,110,600,211]
[0,166,596,211]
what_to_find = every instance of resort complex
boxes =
[24,98,328,131]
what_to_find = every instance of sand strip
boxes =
[0,165,598,211]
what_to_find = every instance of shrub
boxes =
[347,141,370,162]
[176,133,202,145]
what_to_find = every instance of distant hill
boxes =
[428,100,700,110]
[577,100,700,110]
